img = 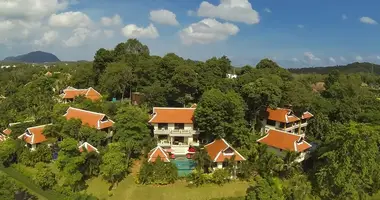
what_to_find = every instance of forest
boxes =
[1,39,380,200]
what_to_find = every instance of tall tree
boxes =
[100,143,127,188]
[100,62,134,100]
[93,48,114,84]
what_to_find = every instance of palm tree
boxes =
[280,151,301,178]
[193,147,211,173]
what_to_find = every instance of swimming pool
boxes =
[171,157,196,177]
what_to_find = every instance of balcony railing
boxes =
[157,140,200,147]
[154,129,199,136]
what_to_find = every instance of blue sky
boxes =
[0,0,379,67]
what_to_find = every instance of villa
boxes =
[258,107,314,162]
[18,124,50,151]
[78,142,99,153]
[149,106,200,155]
[60,86,102,102]
[205,139,246,170]
[64,107,114,138]
[0,128,11,142]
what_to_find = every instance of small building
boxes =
[226,74,238,79]
[257,129,312,162]
[64,107,114,137]
[0,128,11,142]
[149,107,200,155]
[78,142,99,153]
[60,86,102,102]
[18,125,49,151]
[148,146,170,163]
[204,139,246,170]
[131,92,145,105]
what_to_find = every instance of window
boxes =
[174,123,184,130]
[279,123,285,128]
[158,123,168,130]
[223,147,234,155]
[267,120,276,126]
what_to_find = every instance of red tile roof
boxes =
[148,146,170,162]
[19,125,49,144]
[257,129,312,152]
[64,107,114,130]
[266,108,300,123]
[204,139,246,162]
[3,128,11,136]
[149,107,195,124]
[61,87,102,101]
[78,142,99,153]
[302,112,314,119]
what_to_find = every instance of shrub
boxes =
[138,158,178,185]
[19,145,52,167]
[187,169,212,187]
[212,169,230,185]
[33,162,56,190]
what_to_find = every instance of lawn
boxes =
[86,176,249,200]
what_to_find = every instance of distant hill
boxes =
[289,62,380,75]
[3,51,60,63]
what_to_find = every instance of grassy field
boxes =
[86,176,249,200]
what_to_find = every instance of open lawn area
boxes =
[86,176,249,200]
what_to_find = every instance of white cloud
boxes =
[292,58,299,62]
[264,8,271,13]
[187,10,195,16]
[360,17,378,25]
[103,30,114,38]
[340,56,346,61]
[0,0,68,20]
[0,20,15,31]
[342,14,347,20]
[356,55,363,61]
[100,14,122,26]
[329,57,336,63]
[197,0,260,24]
[377,56,380,60]
[149,9,179,26]
[297,24,304,29]
[34,30,58,46]
[304,52,321,61]
[49,11,92,28]
[179,18,239,45]
[63,27,100,47]
[121,23,159,39]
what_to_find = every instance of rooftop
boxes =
[149,107,195,124]
[148,146,170,162]
[64,107,114,130]
[61,87,102,101]
[266,108,300,123]
[257,129,312,152]
[204,138,246,162]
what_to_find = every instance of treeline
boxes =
[289,62,380,75]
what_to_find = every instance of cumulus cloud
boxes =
[187,10,195,16]
[101,14,122,26]
[304,52,321,62]
[329,57,336,63]
[121,23,159,39]
[179,18,239,45]
[342,14,347,20]
[103,30,114,38]
[49,11,92,28]
[149,9,179,26]
[264,8,271,13]
[360,17,378,25]
[197,0,260,24]
[34,30,58,46]
[63,27,100,47]
[356,55,363,61]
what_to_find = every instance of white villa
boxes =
[258,107,314,162]
[149,107,200,155]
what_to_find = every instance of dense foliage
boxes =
[138,158,178,185]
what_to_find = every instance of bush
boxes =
[19,145,52,166]
[212,169,230,185]
[138,158,178,185]
[33,162,56,190]
[187,169,212,187]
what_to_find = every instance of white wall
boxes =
[184,124,193,130]
[153,123,194,130]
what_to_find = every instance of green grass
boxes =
[86,176,249,200]
[0,166,65,200]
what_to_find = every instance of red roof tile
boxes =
[3,128,11,136]
[19,125,49,144]
[257,129,312,152]
[302,112,314,119]
[204,139,246,162]
[61,87,101,101]
[266,108,300,123]
[79,142,99,153]
[148,146,170,162]
[149,107,195,124]
[64,107,114,130]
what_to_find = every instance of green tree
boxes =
[100,143,127,187]
[100,62,134,100]
[33,162,56,190]
[0,139,17,166]
[256,58,280,69]
[93,48,115,84]
[246,176,284,200]
[193,147,212,173]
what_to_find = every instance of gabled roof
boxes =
[64,107,114,130]
[2,128,11,136]
[18,124,49,144]
[266,108,300,123]
[257,129,312,152]
[78,142,99,153]
[204,139,246,162]
[148,146,170,162]
[149,107,195,124]
[61,87,102,101]
[302,112,314,120]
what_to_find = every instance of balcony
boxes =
[154,129,200,136]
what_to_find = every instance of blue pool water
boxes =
[171,157,196,177]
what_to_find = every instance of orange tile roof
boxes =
[257,129,312,152]
[149,107,195,124]
[64,107,114,130]
[204,139,246,162]
[61,87,102,101]
[20,125,49,144]
[266,108,300,123]
[302,112,314,119]
[78,142,99,153]
[148,146,170,162]
[3,128,11,136]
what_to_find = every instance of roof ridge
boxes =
[27,124,51,130]
[153,107,196,110]
[67,107,106,116]
[269,129,303,137]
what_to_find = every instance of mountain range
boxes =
[3,51,60,63]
